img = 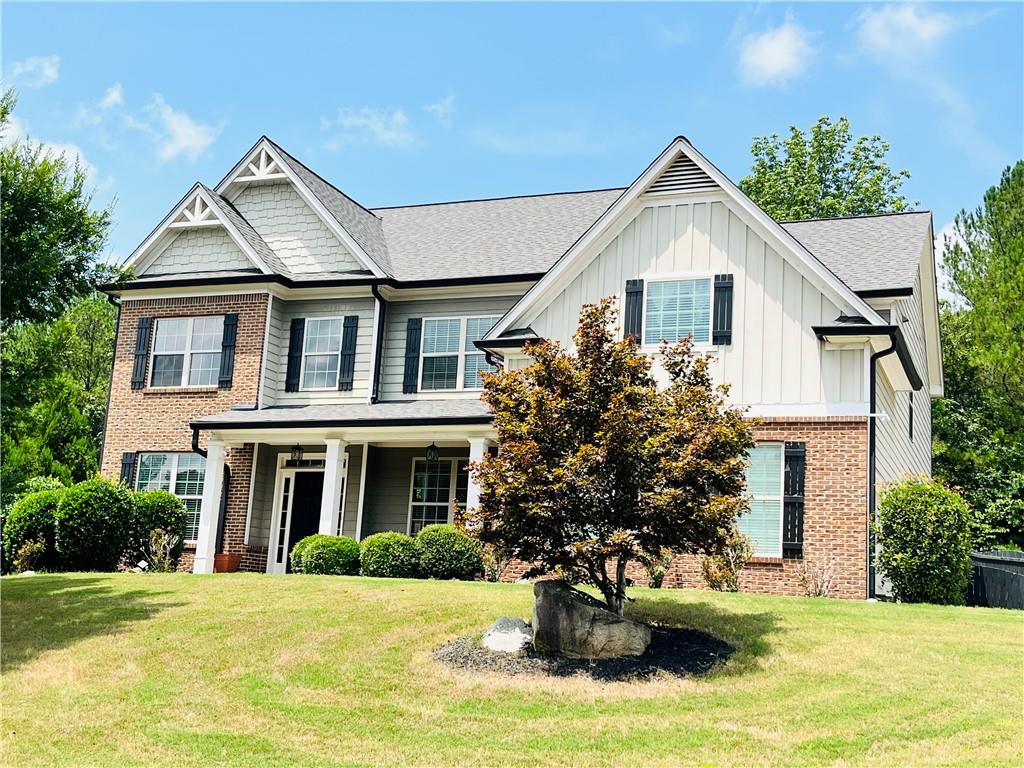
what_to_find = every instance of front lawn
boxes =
[2,574,1021,767]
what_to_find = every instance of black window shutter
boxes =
[120,452,137,486]
[713,274,734,345]
[285,318,305,392]
[338,315,359,391]
[624,279,644,342]
[402,318,422,394]
[218,313,239,388]
[130,317,153,390]
[783,442,806,558]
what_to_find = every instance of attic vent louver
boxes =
[646,153,718,195]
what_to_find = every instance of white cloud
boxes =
[739,17,815,87]
[8,54,60,89]
[2,115,97,179]
[856,5,953,59]
[144,94,221,162]
[99,83,124,109]
[425,90,456,127]
[323,107,416,149]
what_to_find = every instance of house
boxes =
[100,135,942,598]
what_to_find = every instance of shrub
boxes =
[130,490,188,568]
[701,527,753,592]
[875,477,973,605]
[14,537,48,573]
[644,550,675,589]
[415,524,482,580]
[55,477,135,571]
[2,488,65,572]
[291,534,360,575]
[146,528,182,573]
[360,532,419,578]
[795,557,837,597]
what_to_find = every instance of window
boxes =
[301,318,343,389]
[136,453,206,541]
[409,458,469,534]
[738,443,784,557]
[420,316,498,391]
[150,316,224,387]
[643,278,712,346]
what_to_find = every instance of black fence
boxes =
[967,550,1024,610]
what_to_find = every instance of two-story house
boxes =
[100,135,942,599]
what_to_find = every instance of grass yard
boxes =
[2,574,1022,767]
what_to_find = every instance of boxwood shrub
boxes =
[359,532,418,578]
[130,490,188,568]
[875,477,973,605]
[2,488,66,572]
[415,524,482,580]
[291,534,360,575]
[55,477,135,571]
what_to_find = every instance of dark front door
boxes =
[287,472,323,572]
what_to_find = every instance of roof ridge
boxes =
[370,187,627,211]
[780,209,933,225]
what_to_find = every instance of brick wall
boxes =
[499,417,870,600]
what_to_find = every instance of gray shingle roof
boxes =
[782,212,932,293]
[199,184,290,275]
[192,398,491,427]
[370,189,624,281]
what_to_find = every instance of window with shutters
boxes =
[150,316,225,387]
[300,318,344,390]
[739,443,785,557]
[419,316,498,391]
[408,458,469,534]
[642,277,713,347]
[135,452,206,541]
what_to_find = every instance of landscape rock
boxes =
[482,617,533,653]
[532,580,651,659]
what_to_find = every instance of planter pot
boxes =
[214,553,242,573]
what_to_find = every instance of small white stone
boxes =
[482,617,533,653]
[17,570,35,577]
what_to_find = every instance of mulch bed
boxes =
[434,626,734,682]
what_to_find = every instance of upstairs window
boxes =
[136,452,206,541]
[150,316,224,387]
[301,318,344,389]
[420,316,498,391]
[738,443,784,557]
[643,278,712,346]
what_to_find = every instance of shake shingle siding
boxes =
[142,227,253,275]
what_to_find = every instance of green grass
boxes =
[2,574,1022,767]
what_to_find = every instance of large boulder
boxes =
[532,580,651,659]
[482,617,533,653]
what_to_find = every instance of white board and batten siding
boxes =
[261,297,377,407]
[140,227,254,276]
[231,181,366,274]
[380,295,522,400]
[526,195,865,409]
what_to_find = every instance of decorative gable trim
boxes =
[216,137,388,279]
[485,136,885,340]
[125,184,274,276]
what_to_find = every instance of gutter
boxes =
[97,293,122,471]
[190,415,493,431]
[867,335,898,600]
[369,283,387,403]
[812,324,923,392]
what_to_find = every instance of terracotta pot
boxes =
[213,553,242,573]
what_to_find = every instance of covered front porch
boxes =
[189,401,495,574]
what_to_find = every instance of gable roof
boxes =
[782,211,932,294]
[197,184,289,275]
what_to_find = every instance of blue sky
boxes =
[4,2,1022,265]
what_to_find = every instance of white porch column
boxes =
[320,439,348,535]
[193,440,226,574]
[466,437,490,513]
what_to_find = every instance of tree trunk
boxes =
[610,556,628,615]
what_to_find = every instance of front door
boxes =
[286,472,323,571]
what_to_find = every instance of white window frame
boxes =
[638,272,715,352]
[148,316,224,388]
[135,452,206,543]
[743,441,785,558]
[298,316,346,392]
[418,315,498,392]
[406,457,469,534]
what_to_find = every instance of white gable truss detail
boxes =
[486,136,886,340]
[216,137,387,278]
[232,146,288,184]
[125,184,274,275]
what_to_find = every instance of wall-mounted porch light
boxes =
[290,445,304,463]
[425,442,440,462]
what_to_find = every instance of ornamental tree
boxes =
[467,299,755,614]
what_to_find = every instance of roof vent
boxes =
[646,153,718,195]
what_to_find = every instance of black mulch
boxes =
[433,626,734,682]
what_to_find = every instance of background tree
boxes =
[467,299,754,614]
[0,89,113,327]
[739,116,912,220]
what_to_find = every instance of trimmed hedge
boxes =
[130,490,188,567]
[359,532,419,578]
[291,534,360,575]
[2,488,65,572]
[415,524,482,580]
[55,477,135,571]
[875,477,973,605]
